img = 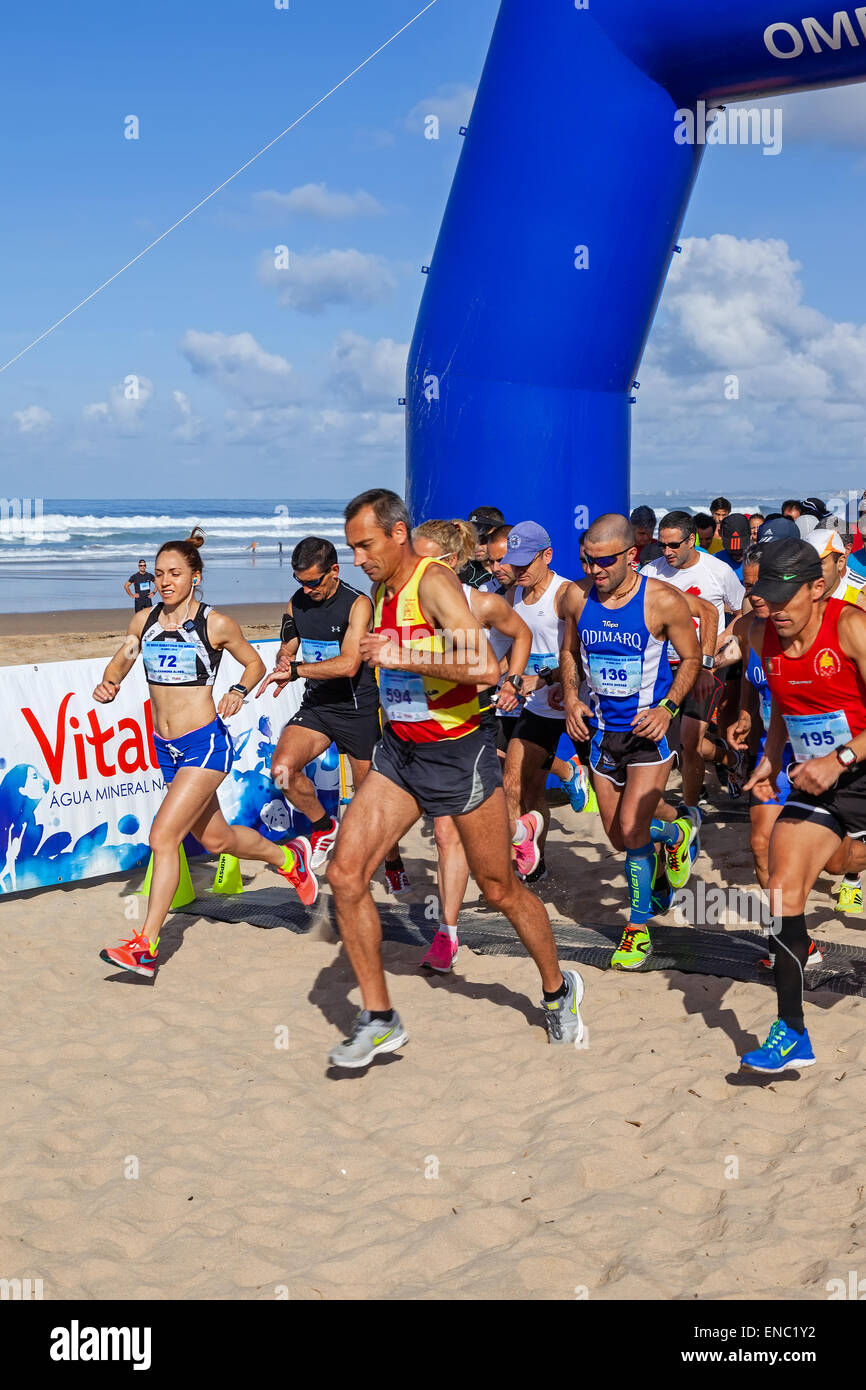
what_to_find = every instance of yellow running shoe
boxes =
[664,816,696,890]
[611,925,652,971]
[837,879,863,915]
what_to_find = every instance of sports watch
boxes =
[503,673,524,693]
[657,697,679,718]
[836,745,857,769]
[289,661,300,682]
[229,683,248,699]
[701,655,716,670]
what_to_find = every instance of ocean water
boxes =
[0,492,781,615]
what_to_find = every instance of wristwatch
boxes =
[701,655,716,670]
[836,745,857,769]
[657,697,679,718]
[503,673,524,693]
[289,661,300,682]
[229,683,248,699]
[538,668,555,687]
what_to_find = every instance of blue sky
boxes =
[2,0,866,502]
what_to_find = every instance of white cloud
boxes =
[13,405,53,434]
[224,406,304,445]
[179,330,294,405]
[406,83,476,135]
[311,408,403,449]
[328,331,408,406]
[257,247,396,314]
[635,234,866,487]
[171,389,205,444]
[254,184,383,219]
[83,376,153,433]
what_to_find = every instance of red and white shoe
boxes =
[384,864,410,894]
[99,931,159,978]
[513,811,543,879]
[309,816,339,871]
[421,930,459,973]
[275,838,318,907]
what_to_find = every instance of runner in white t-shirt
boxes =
[642,511,744,809]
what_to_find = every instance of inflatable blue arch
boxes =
[406,1,866,567]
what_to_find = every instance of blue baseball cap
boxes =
[506,521,552,566]
[757,516,799,544]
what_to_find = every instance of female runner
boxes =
[97,529,316,978]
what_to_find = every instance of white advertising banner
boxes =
[0,641,336,895]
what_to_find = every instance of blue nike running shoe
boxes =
[740,1019,816,1073]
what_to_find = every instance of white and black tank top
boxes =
[140,603,222,687]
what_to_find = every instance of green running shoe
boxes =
[611,925,652,971]
[664,816,696,890]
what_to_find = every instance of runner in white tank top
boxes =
[501,521,587,882]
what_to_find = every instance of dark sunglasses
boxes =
[293,570,331,589]
[659,539,688,552]
[581,547,630,569]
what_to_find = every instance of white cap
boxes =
[806,528,846,559]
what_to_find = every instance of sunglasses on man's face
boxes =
[659,539,688,553]
[581,547,630,570]
[294,570,331,589]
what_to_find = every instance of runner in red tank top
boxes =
[741,540,866,1073]
[322,488,587,1069]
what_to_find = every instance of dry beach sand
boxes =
[1,625,865,1301]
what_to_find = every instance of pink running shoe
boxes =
[421,930,459,973]
[513,811,543,879]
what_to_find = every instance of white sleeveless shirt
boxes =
[513,571,570,718]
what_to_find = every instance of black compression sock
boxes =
[369,1010,394,1024]
[384,858,403,871]
[310,812,332,833]
[543,979,569,1003]
[773,913,809,1034]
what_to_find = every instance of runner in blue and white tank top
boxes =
[561,513,703,971]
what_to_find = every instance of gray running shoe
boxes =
[328,1010,409,1069]
[541,969,585,1046]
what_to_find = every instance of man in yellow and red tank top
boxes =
[742,539,866,1074]
[324,488,586,1068]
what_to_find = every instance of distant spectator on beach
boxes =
[696,510,723,554]
[630,505,663,564]
[124,559,155,612]
[710,497,731,541]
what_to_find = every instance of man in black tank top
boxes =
[259,537,404,880]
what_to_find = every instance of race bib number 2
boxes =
[301,639,341,663]
[784,710,852,760]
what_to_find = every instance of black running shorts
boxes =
[588,720,680,790]
[778,761,866,840]
[371,723,502,817]
[287,701,381,762]
[510,708,565,758]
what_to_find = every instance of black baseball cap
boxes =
[720,513,750,554]
[468,506,506,536]
[751,539,823,603]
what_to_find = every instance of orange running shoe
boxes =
[275,837,318,907]
[99,931,159,978]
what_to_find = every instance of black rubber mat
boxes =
[175,889,866,998]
